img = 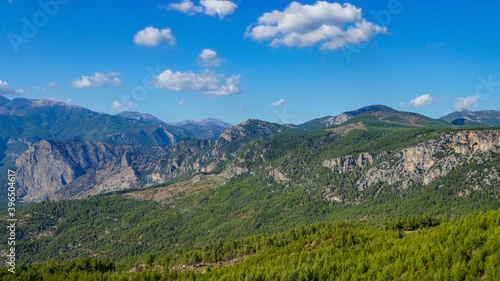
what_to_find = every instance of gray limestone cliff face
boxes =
[322,130,500,192]
[16,140,168,202]
[320,113,351,127]
[146,139,214,184]
[322,153,374,174]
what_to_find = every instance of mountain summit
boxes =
[440,109,500,127]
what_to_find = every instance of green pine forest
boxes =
[1,209,500,280]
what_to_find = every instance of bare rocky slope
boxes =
[16,140,168,202]
[322,130,500,201]
[15,119,292,202]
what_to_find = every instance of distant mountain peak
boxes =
[440,109,500,127]
[0,95,10,106]
[116,111,166,125]
[298,104,400,130]
[168,118,232,129]
[0,98,81,115]
[346,104,396,116]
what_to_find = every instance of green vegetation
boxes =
[2,208,500,280]
[4,120,500,268]
[6,162,499,267]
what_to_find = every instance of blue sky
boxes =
[1,0,499,125]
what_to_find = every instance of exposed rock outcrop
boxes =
[16,140,168,202]
[320,113,351,127]
[323,153,374,174]
[353,130,500,191]
[269,168,289,182]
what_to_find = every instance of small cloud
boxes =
[48,96,57,100]
[246,2,386,51]
[112,100,133,109]
[236,105,244,109]
[179,99,184,105]
[165,0,203,15]
[200,0,237,19]
[397,102,408,108]
[454,95,479,109]
[72,72,122,89]
[154,69,240,96]
[167,0,237,19]
[198,49,223,67]
[410,94,434,108]
[33,86,47,93]
[134,27,176,47]
[48,81,58,87]
[271,98,285,107]
[0,79,23,95]
[65,98,72,103]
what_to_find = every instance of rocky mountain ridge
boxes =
[16,125,500,203]
[440,108,500,127]
[168,118,232,129]
[9,99,500,203]
[14,118,291,202]
[346,130,500,193]
[16,140,168,202]
[0,98,235,196]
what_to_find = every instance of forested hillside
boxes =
[2,208,499,280]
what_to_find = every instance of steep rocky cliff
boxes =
[321,130,500,196]
[15,119,292,202]
[16,140,168,202]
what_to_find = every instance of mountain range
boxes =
[2,98,500,202]
[440,108,500,126]
[0,98,231,195]
[2,97,500,278]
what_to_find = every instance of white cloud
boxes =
[198,49,223,67]
[179,99,184,105]
[0,80,13,94]
[72,72,123,89]
[65,98,72,103]
[246,1,386,50]
[454,95,479,109]
[134,27,176,47]
[271,98,285,107]
[167,0,237,19]
[154,69,240,96]
[48,81,58,87]
[397,102,408,108]
[410,94,434,108]
[236,105,244,109]
[0,79,23,95]
[112,100,133,109]
[167,0,203,15]
[200,0,237,19]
